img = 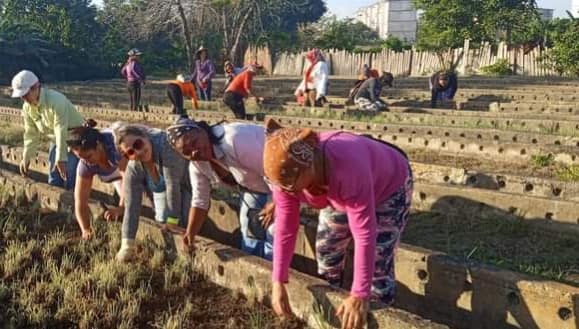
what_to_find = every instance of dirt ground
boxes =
[0,196,304,329]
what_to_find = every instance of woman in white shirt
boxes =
[294,48,330,107]
[166,116,274,260]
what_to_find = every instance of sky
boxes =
[327,0,572,18]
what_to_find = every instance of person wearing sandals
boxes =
[262,118,413,329]
[113,123,191,262]
[166,115,274,260]
[66,120,128,241]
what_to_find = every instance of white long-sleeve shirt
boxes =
[189,123,270,210]
[294,61,330,99]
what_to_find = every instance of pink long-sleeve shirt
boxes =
[272,131,409,299]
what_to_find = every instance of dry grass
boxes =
[404,211,579,285]
[0,194,303,329]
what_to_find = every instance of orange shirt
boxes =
[226,70,253,97]
[170,80,199,109]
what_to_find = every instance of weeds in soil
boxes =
[557,165,579,182]
[0,193,304,329]
[530,153,555,168]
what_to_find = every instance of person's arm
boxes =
[21,107,41,165]
[185,162,213,239]
[340,174,377,299]
[368,79,377,103]
[449,74,458,99]
[122,160,145,239]
[205,61,216,80]
[52,97,77,163]
[161,146,190,223]
[244,73,257,99]
[121,64,127,78]
[272,188,301,284]
[74,173,94,235]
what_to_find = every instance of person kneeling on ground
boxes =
[12,70,85,190]
[262,119,412,329]
[166,115,274,259]
[113,123,191,262]
[354,72,393,112]
[66,120,128,240]
[429,70,457,108]
[223,63,264,119]
[294,49,330,107]
[167,74,199,115]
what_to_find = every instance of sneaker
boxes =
[116,239,136,262]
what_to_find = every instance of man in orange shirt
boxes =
[222,63,263,119]
[167,74,199,115]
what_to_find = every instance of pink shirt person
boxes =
[265,128,410,299]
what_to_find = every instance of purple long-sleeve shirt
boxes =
[193,59,216,85]
[121,59,145,82]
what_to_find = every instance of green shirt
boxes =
[22,88,85,163]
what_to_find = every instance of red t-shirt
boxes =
[226,70,253,97]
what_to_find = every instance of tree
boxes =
[302,16,381,51]
[541,19,579,76]
[413,0,539,68]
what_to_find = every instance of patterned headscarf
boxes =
[166,115,199,148]
[263,119,318,189]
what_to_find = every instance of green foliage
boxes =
[540,19,579,76]
[382,36,412,52]
[298,16,382,52]
[530,154,555,168]
[557,165,579,182]
[414,0,539,51]
[480,59,513,76]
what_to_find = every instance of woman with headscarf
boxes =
[121,48,145,111]
[262,119,412,329]
[66,120,128,240]
[223,60,243,92]
[166,74,199,115]
[353,72,393,112]
[294,49,330,107]
[193,46,216,101]
[113,123,191,262]
[166,115,274,259]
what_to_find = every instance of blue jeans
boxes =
[48,143,79,190]
[239,191,274,261]
[196,80,212,101]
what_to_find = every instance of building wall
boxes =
[537,8,554,21]
[573,0,579,16]
[355,0,417,42]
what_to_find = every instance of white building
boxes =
[355,0,417,42]
[537,8,554,21]
[573,0,579,16]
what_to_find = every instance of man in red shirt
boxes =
[222,62,264,119]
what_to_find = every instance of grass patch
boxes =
[403,211,579,284]
[557,165,579,182]
[530,153,555,168]
[0,194,304,329]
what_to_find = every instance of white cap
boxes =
[11,70,39,98]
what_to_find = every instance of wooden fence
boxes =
[244,40,558,77]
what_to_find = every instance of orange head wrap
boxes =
[263,119,318,190]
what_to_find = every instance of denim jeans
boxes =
[48,143,79,190]
[238,191,274,261]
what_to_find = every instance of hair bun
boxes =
[84,119,98,128]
